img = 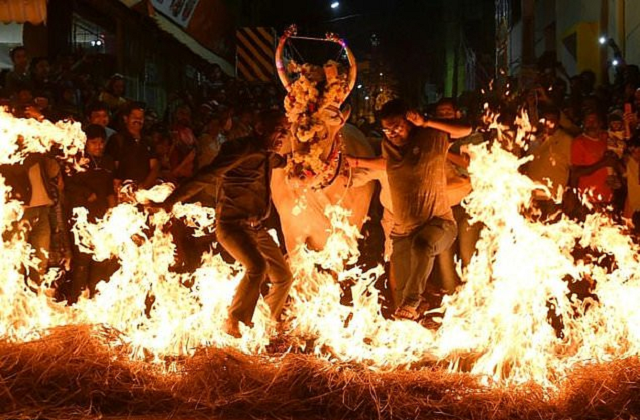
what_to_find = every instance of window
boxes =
[72,14,110,54]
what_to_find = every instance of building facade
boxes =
[498,0,640,85]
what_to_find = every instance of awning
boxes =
[119,0,234,76]
[0,0,47,24]
[151,12,234,76]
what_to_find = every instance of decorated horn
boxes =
[275,25,297,92]
[326,32,357,98]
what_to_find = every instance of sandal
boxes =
[393,305,419,321]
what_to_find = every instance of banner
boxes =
[150,0,200,29]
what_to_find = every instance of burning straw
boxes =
[3,95,640,419]
[1,325,640,419]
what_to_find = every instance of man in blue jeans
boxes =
[378,99,470,320]
[161,110,293,338]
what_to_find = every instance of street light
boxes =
[331,1,340,9]
[599,35,607,45]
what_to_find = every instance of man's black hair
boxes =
[377,98,409,120]
[435,97,457,110]
[122,101,146,117]
[84,124,107,141]
[257,109,285,132]
[86,101,110,117]
[9,46,25,62]
[540,106,561,119]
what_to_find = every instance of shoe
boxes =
[223,316,242,338]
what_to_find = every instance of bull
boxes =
[270,26,375,253]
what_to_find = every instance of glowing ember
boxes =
[1,110,639,390]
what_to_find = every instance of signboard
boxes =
[150,0,200,28]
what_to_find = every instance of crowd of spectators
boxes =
[482,61,640,228]
[0,45,284,302]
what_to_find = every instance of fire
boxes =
[0,107,86,169]
[1,110,640,390]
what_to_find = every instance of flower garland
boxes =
[284,58,350,182]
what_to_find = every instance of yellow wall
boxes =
[562,21,601,80]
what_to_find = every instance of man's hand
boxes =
[623,109,638,130]
[406,110,428,127]
[24,105,45,121]
[602,151,621,167]
[345,155,359,168]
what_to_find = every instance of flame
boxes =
[1,111,640,391]
[0,107,85,169]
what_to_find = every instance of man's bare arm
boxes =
[407,110,472,139]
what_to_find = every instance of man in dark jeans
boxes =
[161,110,293,338]
[377,99,469,320]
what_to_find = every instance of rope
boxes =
[286,39,306,64]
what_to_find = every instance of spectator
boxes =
[228,107,254,140]
[53,82,82,121]
[525,106,574,218]
[432,98,477,293]
[29,57,54,112]
[0,153,66,285]
[607,109,627,158]
[65,124,116,302]
[197,111,228,170]
[169,103,197,181]
[570,111,620,214]
[5,46,30,96]
[624,136,640,221]
[85,101,116,142]
[106,102,159,195]
[99,74,127,115]
[148,125,174,183]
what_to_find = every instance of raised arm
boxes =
[406,110,472,139]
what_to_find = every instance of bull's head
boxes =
[275,25,357,189]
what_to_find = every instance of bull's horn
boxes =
[275,25,297,92]
[326,32,357,99]
[343,42,357,97]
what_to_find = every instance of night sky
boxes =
[239,0,496,102]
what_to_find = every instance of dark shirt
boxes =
[66,155,116,219]
[5,70,30,95]
[382,127,454,236]
[106,130,156,183]
[167,136,286,223]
